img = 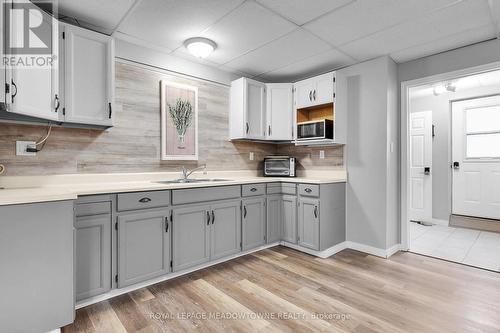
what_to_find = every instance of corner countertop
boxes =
[0,170,347,206]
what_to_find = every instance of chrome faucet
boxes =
[180,164,207,181]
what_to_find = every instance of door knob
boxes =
[453,161,460,169]
[424,167,430,175]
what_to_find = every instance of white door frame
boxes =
[400,61,500,251]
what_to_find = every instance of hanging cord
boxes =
[26,124,52,153]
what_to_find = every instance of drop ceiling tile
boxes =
[199,1,297,64]
[255,0,354,25]
[390,25,495,63]
[223,29,332,76]
[58,0,136,34]
[303,0,460,46]
[257,49,354,82]
[118,0,245,50]
[341,0,492,62]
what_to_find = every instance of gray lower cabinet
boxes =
[75,214,111,301]
[298,198,320,250]
[281,195,297,244]
[211,200,242,260]
[172,204,211,271]
[242,197,266,250]
[266,195,281,244]
[117,210,171,288]
[0,201,75,333]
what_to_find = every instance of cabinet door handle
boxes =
[165,217,169,233]
[304,188,312,193]
[246,122,249,134]
[139,197,151,203]
[314,206,318,218]
[54,94,60,112]
[243,206,247,218]
[268,125,271,136]
[211,210,215,224]
[11,80,17,103]
[309,90,312,101]
[206,211,211,225]
[108,102,112,119]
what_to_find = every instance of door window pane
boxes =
[466,106,500,133]
[466,133,500,158]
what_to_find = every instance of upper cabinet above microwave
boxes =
[294,72,335,109]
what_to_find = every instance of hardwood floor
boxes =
[63,247,500,333]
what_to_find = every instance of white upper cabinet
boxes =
[266,83,293,141]
[230,78,266,140]
[6,2,59,121]
[294,72,335,109]
[60,24,114,127]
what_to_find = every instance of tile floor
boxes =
[410,222,500,272]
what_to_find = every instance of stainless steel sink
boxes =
[155,178,231,184]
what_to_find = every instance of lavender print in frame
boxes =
[161,81,198,160]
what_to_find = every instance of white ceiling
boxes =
[410,69,500,98]
[56,0,500,82]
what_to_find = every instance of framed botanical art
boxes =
[160,80,198,160]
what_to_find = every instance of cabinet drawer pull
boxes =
[207,211,211,225]
[139,197,152,203]
[314,206,318,218]
[304,188,312,193]
[250,187,257,192]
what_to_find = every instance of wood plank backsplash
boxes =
[0,61,343,176]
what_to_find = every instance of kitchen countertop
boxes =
[0,170,347,206]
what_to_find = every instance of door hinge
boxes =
[115,222,118,230]
[115,275,118,283]
[240,241,242,248]
[62,107,66,116]
[170,260,173,268]
[333,93,336,98]
[62,31,65,39]
[333,77,336,83]
[264,235,267,242]
[5,83,9,94]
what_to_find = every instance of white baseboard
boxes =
[76,242,280,309]
[281,241,347,258]
[346,241,402,258]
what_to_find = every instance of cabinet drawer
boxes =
[75,202,111,217]
[298,184,319,197]
[266,183,282,194]
[117,191,170,211]
[172,185,241,205]
[242,184,266,197]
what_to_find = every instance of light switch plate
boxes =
[319,150,325,159]
[16,141,36,156]
[249,152,254,161]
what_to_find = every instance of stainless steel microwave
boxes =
[264,156,296,177]
[297,119,333,141]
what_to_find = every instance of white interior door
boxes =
[452,95,500,220]
[409,111,433,223]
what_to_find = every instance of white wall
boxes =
[410,84,500,221]
[399,39,500,83]
[115,39,239,86]
[342,56,399,250]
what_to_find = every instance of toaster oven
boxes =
[264,156,296,177]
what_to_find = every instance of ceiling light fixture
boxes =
[184,37,217,58]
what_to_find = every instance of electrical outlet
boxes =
[249,152,254,161]
[16,141,37,156]
[319,150,325,159]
